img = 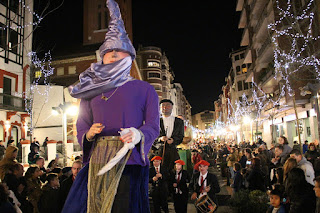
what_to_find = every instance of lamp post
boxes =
[52,103,78,166]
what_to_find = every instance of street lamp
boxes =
[52,103,78,166]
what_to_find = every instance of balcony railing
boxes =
[257,37,271,57]
[0,93,26,112]
[254,3,270,34]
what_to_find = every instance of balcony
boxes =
[238,7,247,29]
[254,3,273,45]
[0,93,26,112]
[236,0,244,11]
[250,0,268,20]
[258,64,279,93]
[257,36,272,58]
[240,28,249,46]
[243,48,252,63]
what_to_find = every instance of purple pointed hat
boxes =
[99,0,136,60]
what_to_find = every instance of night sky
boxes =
[33,0,242,115]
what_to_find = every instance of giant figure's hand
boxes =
[86,123,105,140]
[120,127,141,149]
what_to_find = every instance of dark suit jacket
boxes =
[159,117,184,146]
[149,165,169,196]
[59,175,73,211]
[169,170,189,196]
[189,172,220,204]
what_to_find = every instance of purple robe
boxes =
[62,80,159,213]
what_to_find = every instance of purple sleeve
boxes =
[76,99,94,164]
[138,85,160,165]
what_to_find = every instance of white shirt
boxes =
[175,170,182,194]
[198,172,208,197]
[154,166,160,174]
[162,115,175,138]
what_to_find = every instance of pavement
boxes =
[150,164,233,213]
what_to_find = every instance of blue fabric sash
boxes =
[68,56,133,99]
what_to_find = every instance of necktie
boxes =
[156,167,159,173]
[199,176,204,193]
[177,172,181,184]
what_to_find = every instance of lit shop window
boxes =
[148,72,161,79]
[148,61,160,68]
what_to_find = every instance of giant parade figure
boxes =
[62,0,160,212]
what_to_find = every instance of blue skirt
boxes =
[62,164,150,213]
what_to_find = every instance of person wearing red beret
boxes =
[149,156,169,213]
[169,160,189,213]
[190,160,220,212]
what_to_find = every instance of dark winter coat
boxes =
[39,184,59,213]
[246,168,266,192]
[59,175,74,211]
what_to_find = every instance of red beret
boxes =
[174,160,185,165]
[194,160,210,170]
[151,156,162,161]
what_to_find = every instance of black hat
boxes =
[159,99,173,105]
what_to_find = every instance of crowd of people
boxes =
[0,139,83,213]
[215,136,320,213]
[2,97,320,213]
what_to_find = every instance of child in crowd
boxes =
[39,173,60,213]
[267,184,286,213]
[231,162,243,193]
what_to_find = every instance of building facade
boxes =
[234,0,320,146]
[0,0,33,147]
[136,45,192,121]
[192,110,215,131]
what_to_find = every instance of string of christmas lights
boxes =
[23,51,54,133]
[1,0,43,30]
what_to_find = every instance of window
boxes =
[238,81,243,91]
[162,65,167,69]
[57,67,64,76]
[148,72,161,79]
[152,85,161,91]
[241,64,247,73]
[162,76,167,80]
[0,0,7,6]
[240,53,244,59]
[244,81,249,90]
[68,66,76,75]
[9,0,19,13]
[236,66,241,74]
[162,87,166,92]
[0,23,6,49]
[148,61,160,68]
[9,29,18,54]
[35,70,42,78]
[239,97,243,102]
[235,55,240,61]
[98,12,101,30]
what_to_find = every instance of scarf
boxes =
[68,56,133,99]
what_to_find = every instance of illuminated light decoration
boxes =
[22,51,55,134]
[211,0,318,139]
[2,0,43,30]
[268,0,320,96]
